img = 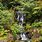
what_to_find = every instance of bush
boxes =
[32,22,42,28]
[25,24,31,29]
[0,2,7,10]
[11,23,23,36]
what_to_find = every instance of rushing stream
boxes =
[20,33,28,40]
[15,11,31,42]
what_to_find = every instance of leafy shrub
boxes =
[32,22,42,28]
[0,2,7,10]
[0,25,8,37]
[25,24,31,29]
[39,29,42,36]
[0,10,14,37]
[0,10,14,25]
[11,23,23,36]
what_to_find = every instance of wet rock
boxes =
[16,34,21,40]
[40,40,42,42]
[15,40,27,42]
[26,32,33,39]
[0,40,7,42]
[0,40,4,42]
[32,33,40,38]
[7,33,14,42]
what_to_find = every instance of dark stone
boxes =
[25,32,32,39]
[40,40,42,42]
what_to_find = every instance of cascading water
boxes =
[16,11,31,42]
[17,15,20,21]
[16,11,27,40]
[20,33,28,40]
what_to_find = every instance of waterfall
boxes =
[16,11,28,41]
[20,33,27,40]
[20,15,24,23]
[17,15,20,21]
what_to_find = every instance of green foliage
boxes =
[0,0,42,39]
[0,10,14,37]
[12,0,42,24]
[25,24,31,29]
[11,23,23,36]
[32,22,42,28]
[0,2,7,10]
[39,29,42,36]
[0,25,4,36]
[0,25,8,37]
[0,10,14,25]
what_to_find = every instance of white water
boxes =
[20,15,24,23]
[16,11,28,41]
[20,33,27,40]
[17,15,20,21]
